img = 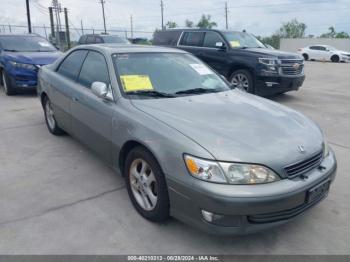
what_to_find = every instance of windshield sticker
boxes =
[120,75,154,92]
[189,64,213,75]
[38,42,51,47]
[116,54,129,60]
[230,41,241,47]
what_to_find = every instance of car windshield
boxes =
[326,46,338,51]
[223,32,266,49]
[113,53,230,98]
[102,36,130,44]
[0,36,57,52]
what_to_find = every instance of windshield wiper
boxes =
[125,90,175,98]
[175,88,221,95]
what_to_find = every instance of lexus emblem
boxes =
[293,63,301,70]
[298,145,306,154]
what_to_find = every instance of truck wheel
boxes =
[1,70,16,96]
[302,54,309,61]
[230,70,254,94]
[125,146,170,222]
[331,55,340,63]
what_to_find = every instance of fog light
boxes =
[202,210,215,222]
[201,209,242,226]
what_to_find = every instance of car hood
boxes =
[131,90,324,175]
[239,47,302,59]
[3,51,62,65]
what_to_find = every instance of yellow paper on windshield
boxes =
[230,41,241,47]
[120,75,154,92]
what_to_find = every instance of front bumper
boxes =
[7,70,38,90]
[167,150,337,235]
[255,74,305,96]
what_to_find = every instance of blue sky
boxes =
[0,0,349,39]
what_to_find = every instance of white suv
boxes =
[298,45,350,63]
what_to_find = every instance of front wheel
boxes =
[43,96,65,135]
[1,70,16,96]
[125,146,169,222]
[230,69,254,93]
[331,55,340,63]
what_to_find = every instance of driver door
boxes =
[70,50,115,164]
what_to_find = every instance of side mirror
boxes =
[91,81,108,99]
[215,42,226,50]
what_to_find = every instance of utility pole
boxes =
[130,15,134,39]
[43,24,48,39]
[81,20,84,35]
[225,1,229,30]
[49,7,55,38]
[160,0,164,30]
[26,0,32,33]
[99,0,107,34]
[52,0,62,50]
[64,8,71,49]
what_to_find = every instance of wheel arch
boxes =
[40,91,48,109]
[118,140,162,177]
[227,64,255,82]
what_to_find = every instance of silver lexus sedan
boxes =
[37,44,337,235]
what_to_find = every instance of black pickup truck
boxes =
[153,29,305,96]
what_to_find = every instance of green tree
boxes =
[166,21,177,29]
[320,26,349,38]
[197,15,217,29]
[185,19,194,28]
[278,19,307,38]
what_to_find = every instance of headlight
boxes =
[9,61,37,70]
[259,57,278,66]
[184,155,280,185]
[259,58,279,73]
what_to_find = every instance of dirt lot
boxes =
[0,61,349,254]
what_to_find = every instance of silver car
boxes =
[37,44,337,235]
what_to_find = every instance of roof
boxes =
[0,34,40,37]
[157,29,241,34]
[77,44,187,54]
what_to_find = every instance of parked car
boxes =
[0,34,61,95]
[37,44,336,235]
[298,45,350,63]
[153,29,305,96]
[78,34,130,45]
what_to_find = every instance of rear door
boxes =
[309,46,322,60]
[50,50,88,133]
[178,31,205,57]
[70,50,115,164]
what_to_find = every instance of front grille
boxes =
[280,59,304,76]
[284,151,323,178]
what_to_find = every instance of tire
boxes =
[124,146,169,222]
[1,70,16,96]
[302,54,309,61]
[43,96,65,135]
[331,55,340,63]
[230,69,254,94]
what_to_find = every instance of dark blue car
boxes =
[0,34,62,95]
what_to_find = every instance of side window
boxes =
[203,32,224,48]
[180,32,204,47]
[57,50,88,81]
[310,46,320,50]
[78,51,110,88]
[95,37,103,43]
[86,36,95,44]
[78,36,87,44]
[319,46,326,51]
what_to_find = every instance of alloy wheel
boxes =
[45,100,56,130]
[129,158,158,211]
[231,73,249,92]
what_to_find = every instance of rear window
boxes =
[180,32,204,47]
[153,31,182,46]
[101,35,130,44]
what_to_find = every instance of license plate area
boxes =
[307,180,330,203]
